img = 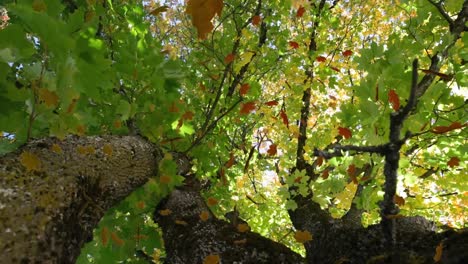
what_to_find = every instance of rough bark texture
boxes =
[0,135,161,263]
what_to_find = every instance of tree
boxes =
[0,0,467,263]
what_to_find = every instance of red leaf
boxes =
[265,100,279,106]
[342,50,353,57]
[224,53,235,64]
[316,56,326,62]
[393,195,405,206]
[430,122,464,135]
[421,69,453,82]
[289,41,299,49]
[240,101,256,114]
[330,66,341,73]
[447,157,460,168]
[280,110,289,127]
[316,156,324,166]
[388,89,400,111]
[267,144,277,156]
[239,83,250,96]
[296,6,305,17]
[322,169,329,180]
[449,122,463,130]
[347,164,358,184]
[252,15,261,26]
[338,127,352,139]
[182,111,194,120]
[226,152,235,168]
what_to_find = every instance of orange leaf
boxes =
[280,110,289,127]
[207,197,218,206]
[114,120,122,129]
[186,0,223,39]
[203,254,220,264]
[267,144,277,156]
[199,211,210,221]
[225,152,235,168]
[433,242,443,262]
[388,89,400,111]
[110,232,124,246]
[39,88,59,107]
[101,227,109,246]
[393,195,405,206]
[316,156,324,166]
[160,175,172,184]
[239,83,250,96]
[316,56,326,62]
[20,151,41,172]
[447,157,460,168]
[338,127,352,139]
[265,100,279,106]
[296,6,305,17]
[175,220,188,226]
[159,209,172,216]
[224,53,235,64]
[136,201,145,209]
[240,101,256,114]
[449,121,463,130]
[169,101,179,113]
[237,223,250,233]
[342,50,353,57]
[289,41,299,49]
[322,169,329,179]
[252,15,261,26]
[294,230,313,243]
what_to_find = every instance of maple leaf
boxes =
[186,0,223,39]
[267,144,277,156]
[150,5,169,16]
[252,15,261,26]
[110,232,124,246]
[434,242,443,262]
[280,110,289,127]
[294,230,313,243]
[321,169,329,179]
[335,182,358,210]
[388,89,400,111]
[338,127,352,139]
[20,151,41,172]
[342,50,353,57]
[296,6,305,17]
[200,211,210,221]
[393,194,405,206]
[204,254,220,264]
[447,157,460,168]
[289,41,299,49]
[224,53,235,64]
[316,56,326,62]
[39,88,59,107]
[265,100,279,106]
[237,223,250,232]
[159,209,172,216]
[239,83,250,96]
[207,197,218,206]
[101,227,109,246]
[240,101,256,114]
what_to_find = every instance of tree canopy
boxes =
[0,0,467,263]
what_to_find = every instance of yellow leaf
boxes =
[334,182,358,210]
[233,238,247,245]
[20,151,41,172]
[434,242,443,262]
[234,51,255,73]
[207,197,218,206]
[152,249,161,263]
[175,219,188,226]
[159,209,172,216]
[103,144,113,156]
[50,144,62,153]
[186,0,223,39]
[203,254,220,264]
[39,88,59,107]
[294,230,313,243]
[200,210,210,221]
[237,223,250,233]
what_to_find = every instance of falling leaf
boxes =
[388,89,400,111]
[338,127,352,139]
[233,238,247,245]
[294,230,313,243]
[237,223,250,233]
[204,254,220,264]
[175,219,188,226]
[110,232,124,246]
[280,110,289,127]
[342,50,353,57]
[207,197,218,206]
[160,175,172,184]
[433,242,443,262]
[321,169,329,179]
[159,209,172,216]
[101,227,109,246]
[447,157,460,168]
[225,152,235,168]
[20,151,41,172]
[267,144,277,156]
[136,201,145,209]
[103,144,113,156]
[393,195,405,206]
[150,5,169,16]
[224,53,235,64]
[296,6,305,17]
[316,56,326,62]
[51,144,62,153]
[239,83,250,96]
[289,41,299,49]
[39,89,59,107]
[265,100,279,106]
[186,0,223,39]
[240,101,256,114]
[252,15,261,26]
[200,211,210,221]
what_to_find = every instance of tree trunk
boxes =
[1,136,466,263]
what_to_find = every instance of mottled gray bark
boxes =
[0,135,161,263]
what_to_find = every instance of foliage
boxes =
[0,0,466,262]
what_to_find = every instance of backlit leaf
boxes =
[289,41,299,49]
[265,100,279,106]
[447,157,460,168]
[388,89,400,111]
[252,15,261,26]
[240,101,256,114]
[280,110,289,127]
[239,83,250,96]
[296,6,305,17]
[338,127,352,139]
[186,0,223,39]
[342,50,353,57]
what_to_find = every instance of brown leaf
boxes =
[393,194,405,206]
[240,101,256,114]
[433,242,443,262]
[338,127,352,139]
[280,110,289,127]
[447,157,460,168]
[252,15,261,26]
[224,53,235,64]
[101,227,109,246]
[289,41,299,49]
[296,6,305,17]
[294,230,313,243]
[203,254,220,264]
[267,144,277,156]
[239,83,250,96]
[388,89,400,111]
